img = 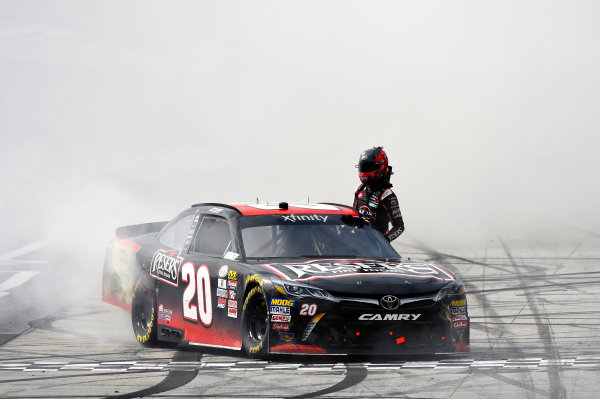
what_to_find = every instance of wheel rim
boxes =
[134,291,153,332]
[249,299,268,342]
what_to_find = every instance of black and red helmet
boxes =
[357,146,389,184]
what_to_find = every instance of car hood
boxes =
[260,258,456,296]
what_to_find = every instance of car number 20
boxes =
[182,262,213,326]
[299,303,317,316]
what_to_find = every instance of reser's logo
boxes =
[150,250,181,286]
[380,295,400,310]
[282,214,328,223]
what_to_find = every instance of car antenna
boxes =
[256,197,259,204]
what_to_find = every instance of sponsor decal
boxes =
[246,274,263,286]
[224,251,240,261]
[358,205,375,220]
[209,207,223,214]
[358,313,421,321]
[228,270,237,280]
[451,300,466,306]
[390,198,398,206]
[228,300,237,309]
[392,208,402,217]
[218,265,228,278]
[164,308,172,323]
[248,341,263,354]
[358,192,364,199]
[271,314,291,322]
[281,214,328,223]
[279,332,295,344]
[450,305,467,314]
[217,288,228,298]
[227,280,238,290]
[150,249,182,286]
[217,297,226,309]
[453,321,468,329]
[217,278,227,289]
[381,188,393,200]
[270,305,291,315]
[452,315,468,321]
[269,260,453,280]
[159,304,164,312]
[228,290,236,300]
[158,311,164,320]
[368,200,379,209]
[228,307,238,318]
[270,298,295,307]
[272,323,290,331]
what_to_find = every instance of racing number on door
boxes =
[182,262,213,326]
[299,303,317,316]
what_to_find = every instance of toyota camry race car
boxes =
[102,202,469,357]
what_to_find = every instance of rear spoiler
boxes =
[115,222,168,239]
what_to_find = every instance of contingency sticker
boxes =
[224,252,240,261]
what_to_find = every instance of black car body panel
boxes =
[102,202,470,355]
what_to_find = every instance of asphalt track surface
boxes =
[1,227,600,398]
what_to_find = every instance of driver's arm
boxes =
[381,190,404,242]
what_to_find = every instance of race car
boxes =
[102,202,469,357]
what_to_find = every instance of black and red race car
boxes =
[102,202,469,357]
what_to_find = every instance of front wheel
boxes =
[241,286,269,358]
[131,279,157,347]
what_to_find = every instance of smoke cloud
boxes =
[1,1,599,291]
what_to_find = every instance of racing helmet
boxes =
[357,146,389,184]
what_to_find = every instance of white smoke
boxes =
[1,1,599,290]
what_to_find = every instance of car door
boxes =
[158,212,243,349]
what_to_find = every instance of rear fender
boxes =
[102,238,142,312]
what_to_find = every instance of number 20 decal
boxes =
[299,303,317,316]
[182,262,213,326]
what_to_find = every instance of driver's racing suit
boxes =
[353,182,405,242]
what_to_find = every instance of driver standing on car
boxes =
[353,146,405,242]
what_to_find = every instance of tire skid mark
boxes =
[400,241,515,274]
[28,309,112,341]
[107,350,202,399]
[471,369,550,397]
[497,237,566,399]
[412,242,538,399]
[0,370,160,385]
[467,278,600,295]
[481,238,492,358]
[287,364,368,399]
[466,269,600,283]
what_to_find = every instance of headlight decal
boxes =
[272,278,338,302]
[301,313,325,342]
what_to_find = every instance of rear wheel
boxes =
[241,286,269,358]
[131,279,157,347]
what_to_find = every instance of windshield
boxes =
[238,214,400,260]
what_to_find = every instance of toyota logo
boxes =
[380,295,400,310]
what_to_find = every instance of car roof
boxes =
[189,202,357,217]
[229,202,357,216]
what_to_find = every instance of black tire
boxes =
[241,286,269,358]
[131,279,158,347]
